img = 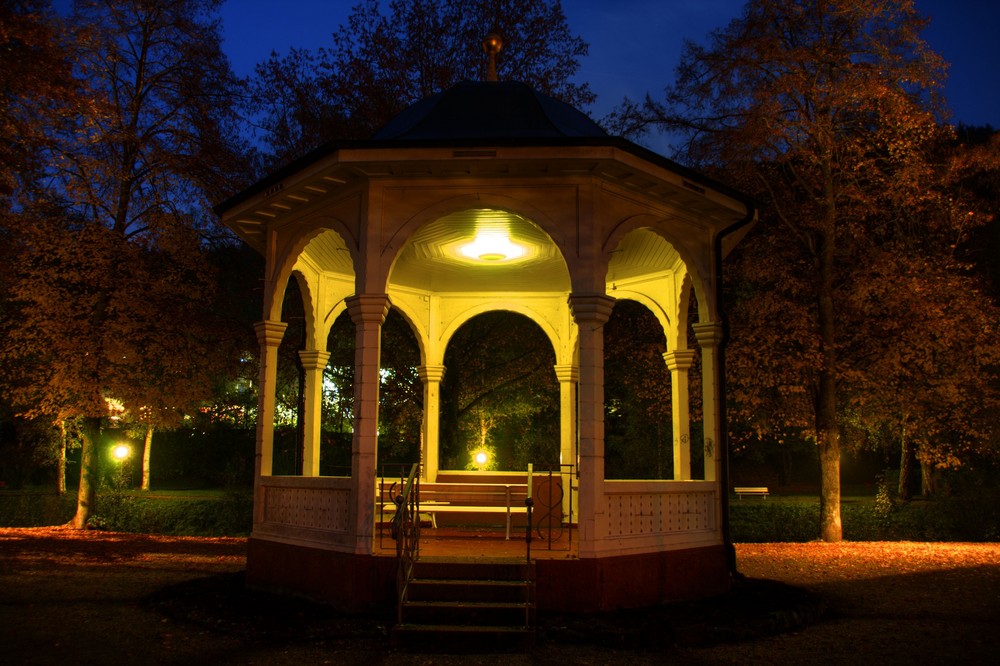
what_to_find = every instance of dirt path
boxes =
[1,528,998,665]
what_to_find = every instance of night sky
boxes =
[220,0,1000,134]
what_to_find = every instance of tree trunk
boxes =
[69,417,100,528]
[141,424,153,491]
[919,456,935,497]
[57,420,67,495]
[815,221,842,542]
[898,426,913,501]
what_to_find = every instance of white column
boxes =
[693,322,724,483]
[298,350,330,477]
[254,320,287,478]
[418,365,445,482]
[346,294,390,554]
[554,364,578,522]
[568,294,615,556]
[663,349,697,481]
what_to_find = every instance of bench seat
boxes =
[734,486,769,499]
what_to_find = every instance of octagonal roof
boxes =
[372,81,606,141]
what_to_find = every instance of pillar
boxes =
[346,294,390,554]
[568,294,615,555]
[418,365,445,482]
[254,320,287,478]
[693,322,724,483]
[298,350,330,477]
[554,364,578,522]
[663,349,697,481]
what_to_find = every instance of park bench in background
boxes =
[734,486,770,499]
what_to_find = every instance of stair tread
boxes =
[411,577,531,585]
[394,623,533,633]
[403,600,531,608]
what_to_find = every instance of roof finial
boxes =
[482,32,503,82]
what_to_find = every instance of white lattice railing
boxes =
[603,480,716,539]
[256,476,353,547]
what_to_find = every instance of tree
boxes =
[246,0,593,167]
[2,0,248,526]
[622,0,955,541]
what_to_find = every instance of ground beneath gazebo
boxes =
[1,527,997,664]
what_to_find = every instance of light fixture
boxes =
[474,451,489,466]
[459,226,525,262]
[112,444,130,461]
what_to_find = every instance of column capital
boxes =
[663,349,698,372]
[553,364,579,383]
[346,294,391,325]
[692,321,725,348]
[254,319,287,347]
[298,349,331,372]
[568,293,616,325]
[418,364,446,383]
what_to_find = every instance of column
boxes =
[346,294,390,554]
[568,294,615,555]
[663,349,697,481]
[254,320,287,478]
[554,364,578,522]
[417,365,445,482]
[693,322,724,483]
[298,350,330,477]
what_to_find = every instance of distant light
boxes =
[112,444,130,461]
[474,451,489,467]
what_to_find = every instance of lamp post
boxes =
[112,444,131,489]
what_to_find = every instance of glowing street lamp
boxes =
[112,444,130,461]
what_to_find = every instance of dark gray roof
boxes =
[373,80,606,140]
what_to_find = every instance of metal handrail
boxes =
[392,463,420,625]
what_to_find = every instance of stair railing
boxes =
[392,462,420,625]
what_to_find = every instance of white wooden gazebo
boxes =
[217,76,755,612]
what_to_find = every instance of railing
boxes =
[530,463,574,551]
[392,463,420,625]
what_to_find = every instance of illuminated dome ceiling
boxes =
[390,208,569,293]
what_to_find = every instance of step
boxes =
[390,623,536,651]
[394,557,537,651]
[406,577,531,604]
[400,599,534,625]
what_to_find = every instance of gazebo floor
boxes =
[374,525,576,560]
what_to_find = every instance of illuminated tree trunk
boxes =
[141,424,153,491]
[919,451,935,497]
[57,420,67,495]
[898,426,914,501]
[69,417,100,528]
[816,205,842,543]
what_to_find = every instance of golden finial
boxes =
[482,32,503,82]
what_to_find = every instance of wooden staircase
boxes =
[391,558,536,651]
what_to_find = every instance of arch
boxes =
[438,310,560,472]
[603,215,717,323]
[265,221,358,321]
[439,301,562,360]
[382,300,429,367]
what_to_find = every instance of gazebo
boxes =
[216,68,755,613]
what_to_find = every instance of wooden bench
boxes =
[734,486,770,499]
[379,481,530,539]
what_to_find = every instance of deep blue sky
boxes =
[221,0,997,135]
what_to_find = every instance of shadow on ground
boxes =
[145,571,824,655]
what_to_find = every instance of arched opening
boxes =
[377,309,422,469]
[439,311,559,472]
[603,299,673,479]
